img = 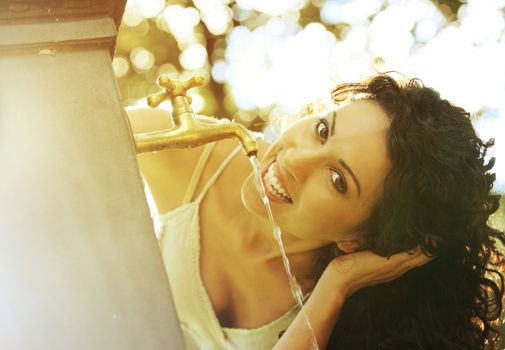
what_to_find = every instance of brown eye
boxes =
[315,118,329,144]
[330,169,347,193]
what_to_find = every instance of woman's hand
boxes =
[325,247,433,299]
[274,248,433,350]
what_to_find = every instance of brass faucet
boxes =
[133,74,258,157]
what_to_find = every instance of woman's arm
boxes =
[127,107,268,213]
[274,248,432,350]
[273,264,346,350]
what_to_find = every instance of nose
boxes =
[281,147,322,183]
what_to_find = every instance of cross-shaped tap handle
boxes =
[147,74,205,108]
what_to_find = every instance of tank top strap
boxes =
[181,142,217,205]
[194,144,242,204]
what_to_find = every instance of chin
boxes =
[240,174,269,217]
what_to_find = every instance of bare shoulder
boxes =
[126,107,249,213]
[127,107,195,212]
[126,107,173,134]
[125,106,241,166]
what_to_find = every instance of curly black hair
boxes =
[320,73,504,350]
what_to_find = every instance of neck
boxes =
[228,199,329,279]
[218,138,331,280]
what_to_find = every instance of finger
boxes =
[403,246,424,257]
[410,252,434,267]
[373,255,430,282]
[376,249,420,267]
[370,249,433,276]
[393,246,433,264]
[396,252,434,275]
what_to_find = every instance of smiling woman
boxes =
[240,100,391,244]
[130,73,504,350]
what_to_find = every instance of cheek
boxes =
[293,188,364,237]
[285,188,341,234]
[240,173,261,209]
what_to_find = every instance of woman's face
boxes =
[241,100,392,245]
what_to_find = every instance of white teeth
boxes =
[268,170,283,192]
[263,162,292,202]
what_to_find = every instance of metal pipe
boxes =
[133,74,258,157]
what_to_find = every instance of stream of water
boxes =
[248,155,319,350]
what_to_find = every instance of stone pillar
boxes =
[0,2,185,349]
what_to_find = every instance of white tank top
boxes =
[153,142,302,350]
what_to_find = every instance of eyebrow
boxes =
[327,112,361,198]
[330,111,336,136]
[339,159,361,198]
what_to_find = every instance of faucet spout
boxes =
[132,74,258,157]
[134,112,258,156]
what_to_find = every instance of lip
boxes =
[261,157,293,204]
[261,158,276,179]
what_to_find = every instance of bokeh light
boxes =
[161,5,201,44]
[179,43,208,70]
[115,0,505,201]
[130,47,155,71]
[202,5,233,35]
[139,0,166,18]
[236,0,306,17]
[123,8,144,27]
[112,56,130,78]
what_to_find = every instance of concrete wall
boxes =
[0,11,185,350]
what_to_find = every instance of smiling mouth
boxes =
[261,159,293,203]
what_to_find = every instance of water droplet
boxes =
[247,155,320,350]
